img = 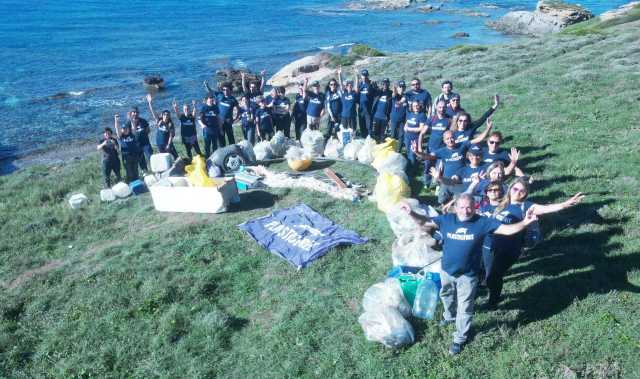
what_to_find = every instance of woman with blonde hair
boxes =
[482,177,584,309]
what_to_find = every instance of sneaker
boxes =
[439,319,455,327]
[449,342,463,355]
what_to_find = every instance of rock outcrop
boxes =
[214,69,261,94]
[489,0,593,36]
[600,2,640,22]
[267,53,336,92]
[346,0,431,10]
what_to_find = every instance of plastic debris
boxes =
[358,307,415,348]
[68,193,88,209]
[362,278,412,318]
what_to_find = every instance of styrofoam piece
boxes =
[100,189,116,202]
[68,193,88,209]
[150,153,174,173]
[144,174,158,188]
[149,178,239,213]
[112,182,132,198]
[168,177,190,187]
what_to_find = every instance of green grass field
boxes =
[2,16,640,378]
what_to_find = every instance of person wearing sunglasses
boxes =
[336,66,359,136]
[430,144,487,205]
[451,95,499,144]
[465,161,511,204]
[405,78,432,116]
[372,78,392,142]
[204,80,240,147]
[390,80,408,152]
[482,131,524,176]
[324,78,342,142]
[400,193,539,355]
[355,68,376,138]
[482,177,584,309]
[435,80,459,108]
[445,93,465,118]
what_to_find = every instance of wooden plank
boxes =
[323,168,347,189]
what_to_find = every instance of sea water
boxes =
[0,0,628,161]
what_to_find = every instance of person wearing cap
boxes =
[304,78,325,130]
[435,80,460,107]
[198,94,221,158]
[429,143,488,204]
[481,131,524,176]
[324,78,342,142]
[412,128,492,204]
[96,127,121,188]
[204,81,240,147]
[405,78,432,116]
[114,114,140,183]
[390,80,408,152]
[371,78,392,142]
[451,95,500,145]
[146,94,179,159]
[337,66,358,133]
[292,81,308,140]
[399,193,540,355]
[125,105,152,173]
[241,70,266,107]
[172,98,202,160]
[355,68,376,137]
[445,93,465,118]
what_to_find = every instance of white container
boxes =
[144,174,158,188]
[68,193,88,209]
[100,189,116,202]
[150,153,174,173]
[112,182,132,198]
[149,178,238,213]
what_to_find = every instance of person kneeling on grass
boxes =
[400,193,539,355]
[97,127,121,188]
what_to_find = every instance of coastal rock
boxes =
[347,0,431,10]
[215,69,260,94]
[600,2,640,22]
[489,0,593,36]
[452,32,470,38]
[417,4,440,13]
[267,53,335,91]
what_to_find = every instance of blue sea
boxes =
[0,0,627,161]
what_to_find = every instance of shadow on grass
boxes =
[498,200,639,326]
[232,190,276,212]
[308,160,336,171]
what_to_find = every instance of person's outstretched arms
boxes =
[399,201,438,230]
[530,193,585,216]
[470,94,500,132]
[495,207,538,235]
[470,117,494,145]
[259,70,266,92]
[114,114,123,138]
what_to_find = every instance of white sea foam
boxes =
[68,91,85,96]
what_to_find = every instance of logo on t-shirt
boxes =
[447,227,474,241]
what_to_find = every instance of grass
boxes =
[447,44,489,55]
[2,16,640,379]
[563,3,640,36]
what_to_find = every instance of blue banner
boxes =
[239,204,368,269]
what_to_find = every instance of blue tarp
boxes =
[238,204,368,269]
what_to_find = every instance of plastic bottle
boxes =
[412,278,439,320]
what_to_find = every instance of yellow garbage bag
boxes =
[372,138,399,170]
[374,171,410,213]
[185,156,220,187]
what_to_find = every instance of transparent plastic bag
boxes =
[357,136,377,164]
[338,125,354,146]
[362,278,411,318]
[386,199,439,238]
[270,131,287,157]
[324,137,343,159]
[358,307,415,348]
[254,141,274,161]
[237,140,256,164]
[343,139,364,161]
[391,233,441,268]
[301,128,325,157]
[374,172,410,213]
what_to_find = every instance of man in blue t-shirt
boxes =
[305,80,325,130]
[390,80,408,152]
[435,80,460,108]
[430,144,485,204]
[198,94,221,158]
[405,78,432,116]
[337,67,358,133]
[481,131,524,176]
[400,194,537,355]
[356,69,376,138]
[371,78,392,142]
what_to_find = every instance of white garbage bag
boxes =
[357,136,377,164]
[254,141,273,161]
[112,182,132,198]
[270,131,287,157]
[300,128,324,157]
[324,137,343,159]
[343,139,364,161]
[391,233,441,268]
[386,199,439,238]
[373,152,407,176]
[362,278,411,318]
[358,307,415,348]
